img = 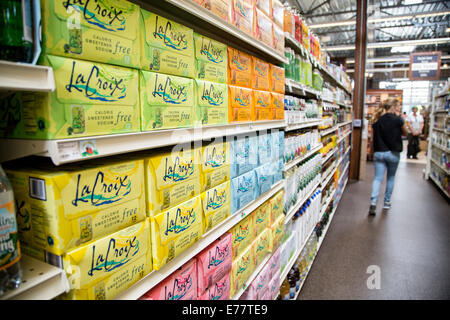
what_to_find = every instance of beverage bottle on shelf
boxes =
[0,165,22,296]
[280,278,291,300]
[0,0,34,63]
[293,264,300,292]
[287,269,297,299]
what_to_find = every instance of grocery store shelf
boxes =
[338,120,352,127]
[320,188,337,217]
[284,144,323,171]
[429,174,450,199]
[232,253,272,300]
[434,109,449,114]
[321,164,337,187]
[337,130,352,144]
[285,79,322,99]
[0,60,55,93]
[0,120,286,165]
[114,180,285,300]
[432,143,450,154]
[284,119,323,132]
[320,126,338,136]
[430,158,450,175]
[152,0,287,65]
[279,226,316,287]
[321,147,337,164]
[432,127,449,134]
[1,255,69,300]
[285,181,321,223]
[434,92,449,99]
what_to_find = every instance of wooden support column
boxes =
[350,0,368,180]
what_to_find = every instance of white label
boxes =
[29,177,46,201]
[57,141,81,161]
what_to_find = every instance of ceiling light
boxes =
[325,37,450,51]
[391,45,415,53]
[446,27,450,33]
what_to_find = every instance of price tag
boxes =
[57,141,81,162]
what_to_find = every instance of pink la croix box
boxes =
[198,273,231,300]
[139,259,197,300]
[196,232,232,296]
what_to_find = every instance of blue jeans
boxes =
[370,151,400,205]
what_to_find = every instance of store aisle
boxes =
[297,160,450,300]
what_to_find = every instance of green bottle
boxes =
[0,0,33,63]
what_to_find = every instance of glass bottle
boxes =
[0,0,33,63]
[0,165,22,296]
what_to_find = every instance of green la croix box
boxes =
[41,0,141,69]
[194,33,227,83]
[140,70,194,131]
[194,79,228,127]
[140,9,195,78]
[0,55,140,139]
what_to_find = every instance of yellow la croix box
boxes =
[253,201,271,236]
[63,219,150,290]
[269,64,285,94]
[1,55,140,140]
[252,89,272,121]
[200,140,230,191]
[251,57,270,91]
[41,0,141,68]
[140,9,195,78]
[151,195,204,270]
[227,47,252,88]
[5,158,146,255]
[230,242,254,297]
[194,79,228,127]
[194,33,228,83]
[269,190,284,225]
[143,145,201,217]
[270,214,284,250]
[230,213,254,259]
[228,85,253,123]
[252,228,270,265]
[61,252,152,300]
[201,180,231,233]
[140,70,194,131]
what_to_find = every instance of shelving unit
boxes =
[425,86,449,199]
[0,60,55,93]
[284,144,323,171]
[0,255,69,300]
[0,0,354,302]
[0,120,286,165]
[114,181,284,300]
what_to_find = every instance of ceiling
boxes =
[283,0,450,80]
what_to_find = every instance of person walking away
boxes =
[369,98,408,216]
[406,106,424,159]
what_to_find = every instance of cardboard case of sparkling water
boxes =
[61,250,152,300]
[140,70,194,131]
[196,232,232,296]
[227,47,252,88]
[140,9,195,78]
[230,212,254,259]
[40,0,141,68]
[230,241,255,297]
[63,218,151,290]
[143,145,202,217]
[201,181,231,232]
[198,273,231,300]
[139,259,198,300]
[230,169,257,214]
[194,79,228,127]
[228,85,253,122]
[252,90,272,121]
[150,195,204,270]
[194,33,228,83]
[5,158,146,255]
[199,140,231,192]
[0,55,140,139]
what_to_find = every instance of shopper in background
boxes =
[369,98,408,216]
[406,106,424,159]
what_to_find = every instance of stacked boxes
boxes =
[5,157,150,299]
